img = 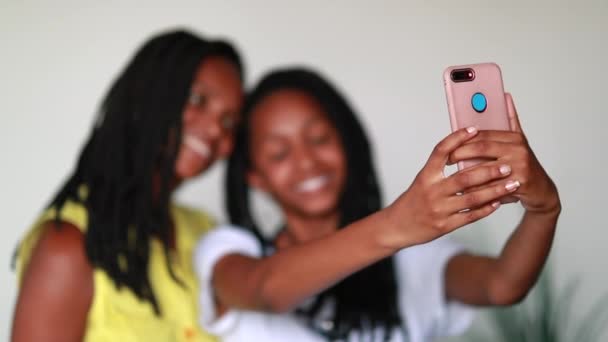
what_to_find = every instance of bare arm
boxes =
[213,209,399,313]
[211,127,518,313]
[11,222,93,342]
[446,208,559,305]
[446,93,561,306]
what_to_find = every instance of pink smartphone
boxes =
[443,62,512,170]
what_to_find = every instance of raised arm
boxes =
[208,127,517,314]
[445,93,560,306]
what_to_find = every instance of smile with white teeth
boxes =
[183,134,211,158]
[296,175,330,193]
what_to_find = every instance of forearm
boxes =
[215,209,402,313]
[490,205,560,303]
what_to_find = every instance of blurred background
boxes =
[2,1,607,340]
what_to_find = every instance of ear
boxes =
[247,169,269,193]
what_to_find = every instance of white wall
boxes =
[2,1,607,340]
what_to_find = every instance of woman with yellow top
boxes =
[11,29,244,342]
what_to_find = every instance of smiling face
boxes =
[174,56,243,180]
[247,89,347,220]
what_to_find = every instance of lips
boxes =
[295,175,330,194]
[183,134,211,159]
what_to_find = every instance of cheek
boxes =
[257,160,294,194]
[217,135,235,159]
[318,143,347,175]
[181,107,196,126]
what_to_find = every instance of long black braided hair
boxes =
[45,29,242,315]
[226,68,402,340]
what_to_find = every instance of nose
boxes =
[294,145,315,171]
[202,114,223,141]
[188,104,225,144]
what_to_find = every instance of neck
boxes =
[283,209,341,244]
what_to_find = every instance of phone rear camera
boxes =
[451,68,475,82]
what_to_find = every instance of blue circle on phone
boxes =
[471,92,487,113]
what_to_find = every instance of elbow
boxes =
[487,278,530,306]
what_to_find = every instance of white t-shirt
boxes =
[194,225,474,342]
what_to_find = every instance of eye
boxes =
[188,92,208,108]
[310,133,331,145]
[270,148,289,162]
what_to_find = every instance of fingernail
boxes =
[505,180,521,191]
[499,165,511,175]
[492,201,501,209]
[466,126,477,134]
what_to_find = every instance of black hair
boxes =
[46,29,242,315]
[226,68,402,340]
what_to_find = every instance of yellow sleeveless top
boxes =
[16,200,219,342]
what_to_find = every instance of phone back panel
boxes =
[443,63,511,169]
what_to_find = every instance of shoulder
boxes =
[393,236,467,303]
[16,199,92,288]
[24,220,93,287]
[393,237,474,338]
[193,225,262,274]
[13,221,93,341]
[395,236,465,269]
[194,225,261,260]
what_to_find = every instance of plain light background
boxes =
[2,1,607,341]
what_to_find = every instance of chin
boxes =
[175,162,209,180]
[298,199,340,218]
